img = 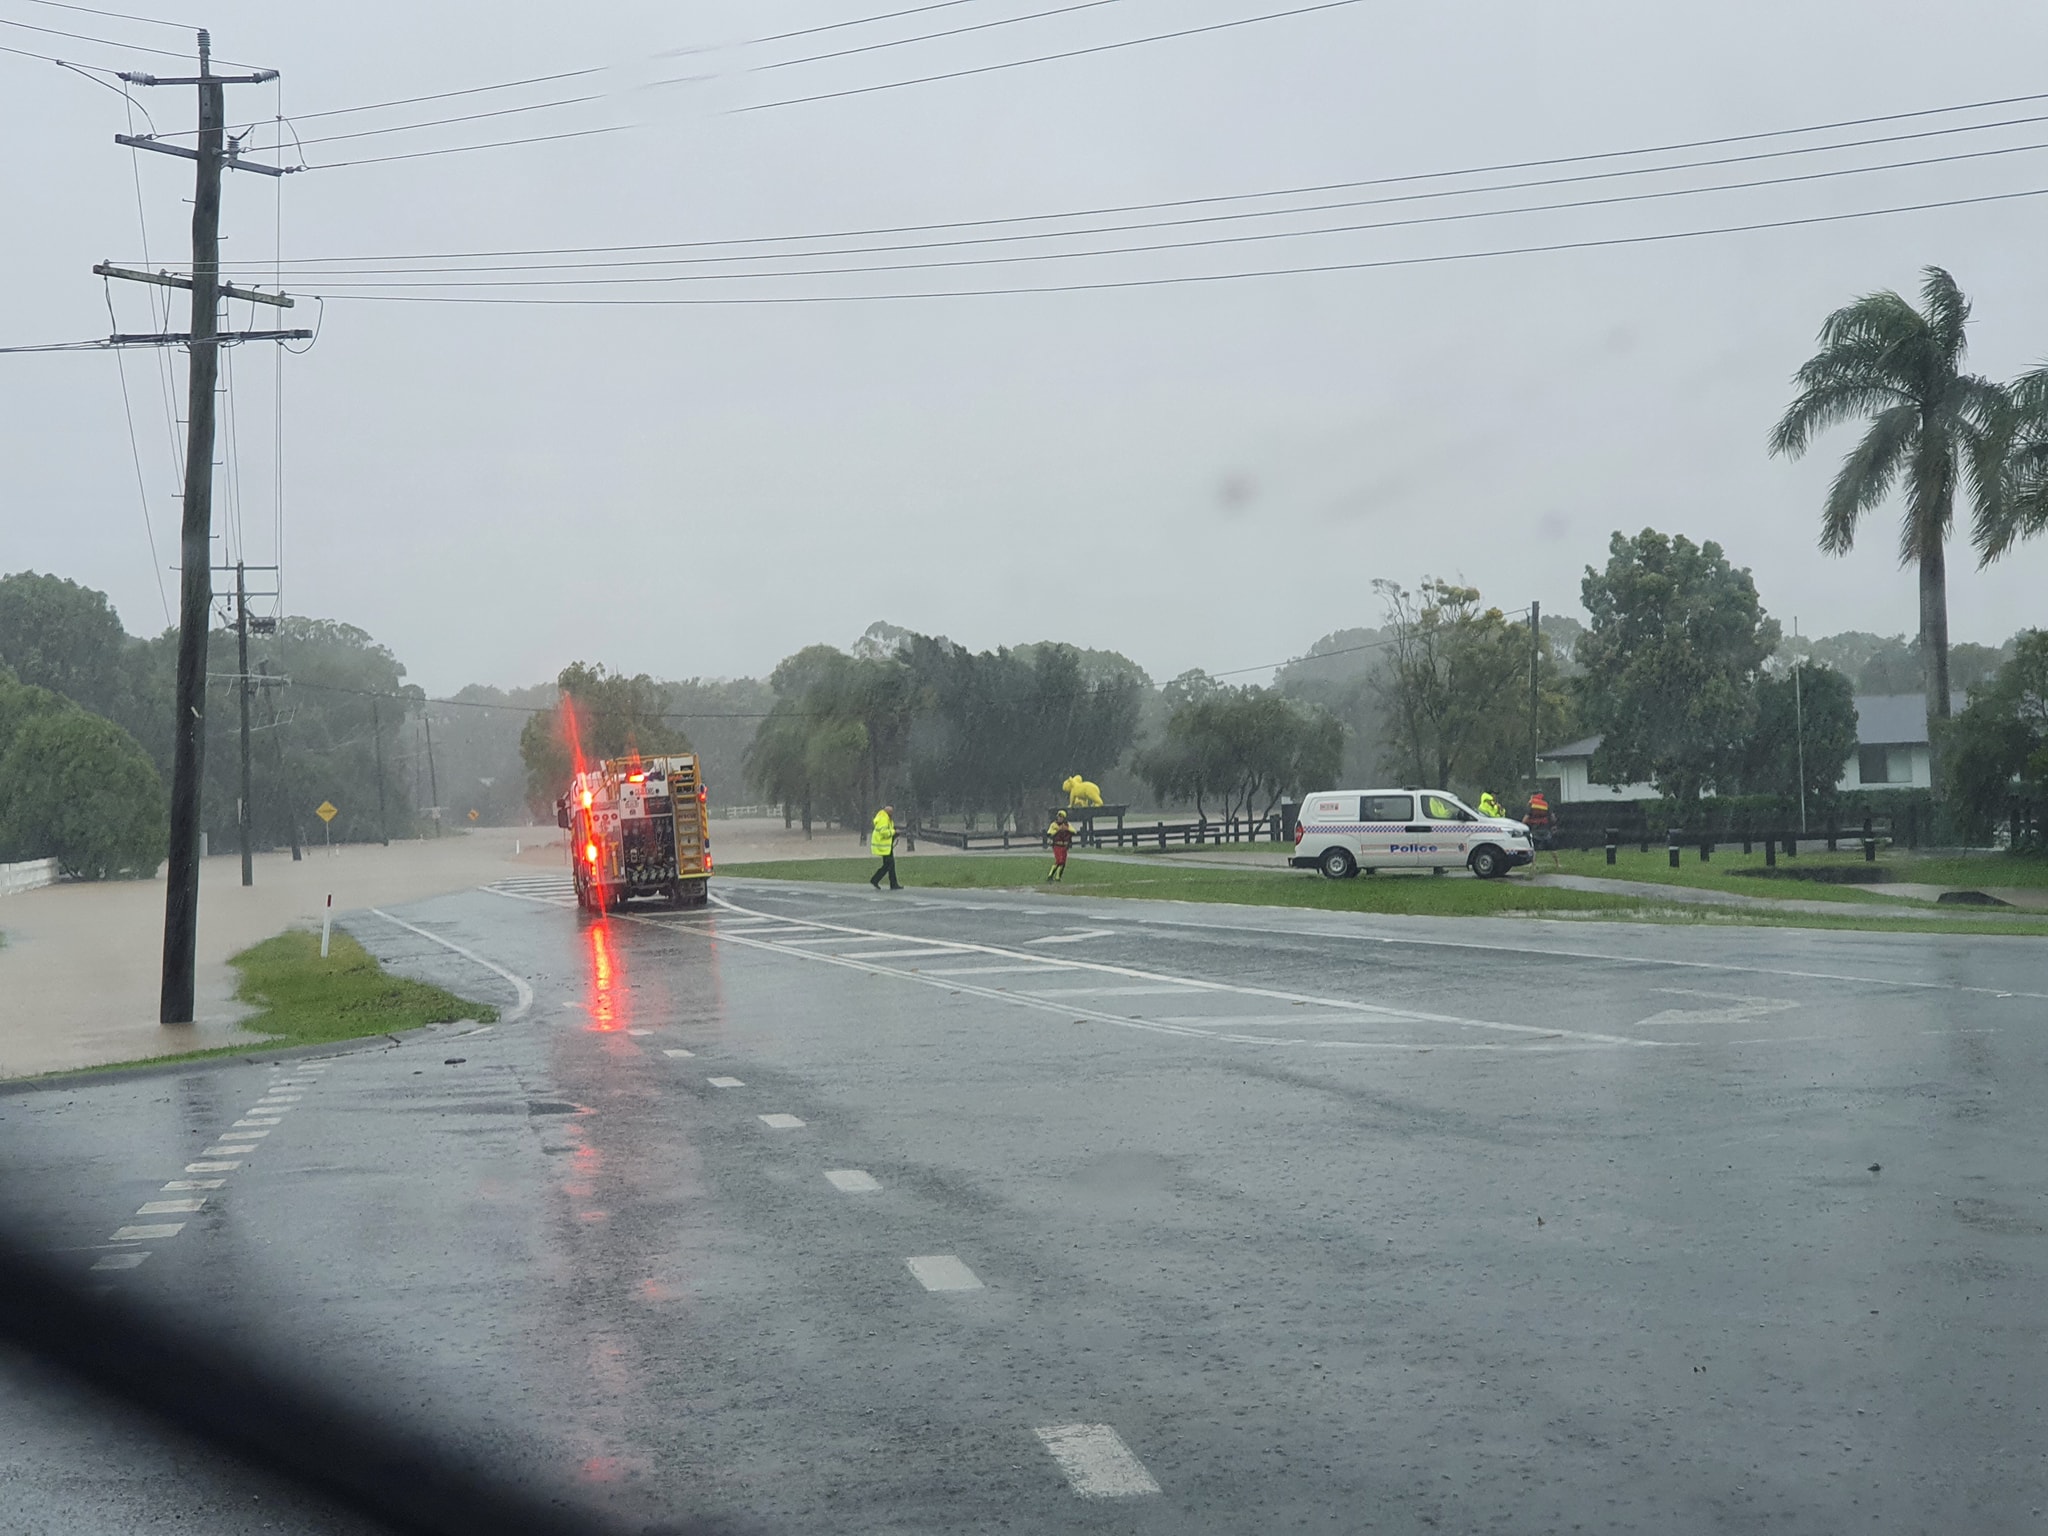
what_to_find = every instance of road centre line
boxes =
[111,1223,184,1241]
[1033,1423,1161,1498]
[162,1179,224,1191]
[707,1076,746,1088]
[834,947,977,960]
[700,895,1657,1047]
[921,964,1063,976]
[1026,929,1119,945]
[758,1113,806,1129]
[825,1169,881,1192]
[369,907,535,1022]
[662,1048,696,1059]
[137,1198,205,1215]
[186,1159,240,1172]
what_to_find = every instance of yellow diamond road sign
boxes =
[315,801,338,823]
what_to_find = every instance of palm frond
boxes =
[1919,266,1972,365]
[1771,382,1913,458]
[1819,403,1916,553]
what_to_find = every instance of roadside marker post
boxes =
[321,895,332,959]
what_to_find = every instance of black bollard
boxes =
[1700,838,1711,862]
[1604,828,1617,866]
[1765,836,1777,868]
[1667,828,1680,869]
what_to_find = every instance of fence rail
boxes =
[915,814,1288,851]
[0,858,59,897]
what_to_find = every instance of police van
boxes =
[1290,788,1534,879]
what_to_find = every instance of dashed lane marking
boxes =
[833,947,975,960]
[1034,1424,1160,1498]
[231,1117,282,1127]
[218,1129,269,1140]
[162,1179,225,1191]
[707,1076,746,1088]
[136,1199,205,1215]
[91,1252,150,1271]
[111,1223,184,1241]
[369,907,535,1022]
[758,1113,807,1129]
[200,1145,250,1158]
[1026,929,1119,946]
[185,1160,240,1173]
[921,964,1062,977]
[662,1048,696,1059]
[825,1169,881,1192]
[1019,984,1201,998]
[906,1255,983,1291]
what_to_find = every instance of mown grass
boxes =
[723,854,2048,936]
[23,929,497,1079]
[1543,845,2048,901]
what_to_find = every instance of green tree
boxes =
[0,683,166,879]
[519,662,689,811]
[1742,662,1859,811]
[1274,629,1393,785]
[1946,630,2048,844]
[1975,366,2048,561]
[1373,579,1569,800]
[1768,267,2002,793]
[0,571,134,718]
[1577,529,1781,804]
[1138,688,1341,822]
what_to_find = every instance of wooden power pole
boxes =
[107,32,292,1023]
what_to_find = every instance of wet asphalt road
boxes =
[4,873,2048,1534]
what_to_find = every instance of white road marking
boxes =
[706,1076,746,1088]
[1034,1424,1160,1497]
[662,1048,696,1059]
[369,907,535,1022]
[112,1223,184,1241]
[1634,988,1800,1028]
[162,1179,225,1191]
[919,964,1062,977]
[1019,984,1199,997]
[137,1198,206,1215]
[92,1252,149,1271]
[232,1117,282,1127]
[758,1113,806,1129]
[825,1169,881,1192]
[626,1028,651,1036]
[200,1146,251,1158]
[703,896,1654,1048]
[1027,929,1119,945]
[905,1255,982,1291]
[217,1129,269,1140]
[186,1159,241,1172]
[833,947,971,960]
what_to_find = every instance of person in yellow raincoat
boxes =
[868,805,901,890]
[1477,790,1504,818]
[1045,809,1076,882]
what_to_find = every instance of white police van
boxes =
[1290,788,1534,879]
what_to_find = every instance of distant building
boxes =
[1538,693,1964,803]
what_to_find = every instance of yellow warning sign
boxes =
[467,808,480,822]
[315,801,338,823]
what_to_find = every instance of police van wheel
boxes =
[1469,846,1505,880]
[1318,847,1357,880]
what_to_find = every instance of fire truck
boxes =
[555,754,711,913]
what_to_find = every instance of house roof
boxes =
[1537,691,1970,761]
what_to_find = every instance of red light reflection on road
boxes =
[583,921,630,1032]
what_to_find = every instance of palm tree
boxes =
[1769,266,2002,792]
[1974,364,2048,561]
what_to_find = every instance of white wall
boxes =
[1837,745,1931,792]
[0,858,59,897]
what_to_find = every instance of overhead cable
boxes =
[304,183,2048,305]
[201,87,2048,269]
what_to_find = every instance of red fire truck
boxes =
[555,754,710,912]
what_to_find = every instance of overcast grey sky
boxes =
[5,0,2045,694]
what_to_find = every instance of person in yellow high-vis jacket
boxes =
[868,805,901,890]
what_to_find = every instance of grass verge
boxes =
[1542,846,2048,901]
[722,855,2048,936]
[21,928,498,1080]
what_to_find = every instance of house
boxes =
[1537,693,1965,803]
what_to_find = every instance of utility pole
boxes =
[371,696,390,846]
[114,32,287,1024]
[1793,616,1808,835]
[424,711,441,837]
[1528,599,1542,786]
[236,561,253,886]
[258,659,302,861]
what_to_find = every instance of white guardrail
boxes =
[0,858,59,897]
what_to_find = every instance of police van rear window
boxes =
[1363,794,1413,821]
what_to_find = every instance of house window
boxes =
[1858,746,1893,785]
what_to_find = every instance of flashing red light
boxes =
[581,789,593,809]
[627,773,646,783]
[705,853,714,872]
[585,841,599,864]
[698,788,707,803]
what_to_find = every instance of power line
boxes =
[282,93,605,150]
[301,124,626,171]
[303,182,2048,305]
[0,13,260,66]
[284,66,601,122]
[15,0,196,30]
[287,140,2048,292]
[241,121,2048,281]
[756,0,1127,73]
[740,0,999,48]
[204,87,2048,269]
[732,0,1369,112]
[101,280,172,625]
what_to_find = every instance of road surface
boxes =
[4,874,2045,1533]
